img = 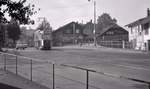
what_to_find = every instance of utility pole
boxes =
[88,0,97,46]
[73,23,76,44]
[93,0,96,46]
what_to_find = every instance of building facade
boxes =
[126,8,150,50]
[53,22,84,46]
[34,30,44,49]
[97,24,128,42]
[96,24,129,48]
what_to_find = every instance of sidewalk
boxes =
[0,69,50,89]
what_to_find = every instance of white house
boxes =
[126,8,150,51]
[34,30,44,49]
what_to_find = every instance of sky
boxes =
[25,0,150,30]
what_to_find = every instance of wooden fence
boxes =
[97,40,132,49]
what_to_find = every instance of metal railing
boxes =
[0,51,149,89]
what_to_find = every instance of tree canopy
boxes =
[7,18,21,46]
[96,13,117,33]
[0,0,36,24]
[37,18,52,31]
[0,0,37,51]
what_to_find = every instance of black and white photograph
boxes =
[0,0,150,89]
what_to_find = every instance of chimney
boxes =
[147,8,150,17]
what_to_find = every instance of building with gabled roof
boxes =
[97,24,128,42]
[126,8,150,50]
[52,22,84,46]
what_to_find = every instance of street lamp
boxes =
[88,0,97,46]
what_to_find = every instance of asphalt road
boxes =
[2,46,150,89]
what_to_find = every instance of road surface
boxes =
[2,46,150,89]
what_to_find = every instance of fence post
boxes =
[122,40,125,49]
[30,59,33,81]
[52,63,55,89]
[86,70,89,89]
[4,54,6,71]
[15,55,18,75]
[110,41,112,48]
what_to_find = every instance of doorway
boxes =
[148,40,150,50]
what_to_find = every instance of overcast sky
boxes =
[26,0,150,30]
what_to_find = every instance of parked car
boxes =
[16,43,28,50]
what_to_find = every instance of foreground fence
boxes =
[0,51,149,89]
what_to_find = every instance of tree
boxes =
[7,19,21,47]
[0,0,37,51]
[96,13,117,33]
[37,18,52,31]
[0,24,5,51]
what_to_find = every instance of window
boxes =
[138,26,142,35]
[143,23,149,35]
[65,29,72,34]
[76,29,80,34]
[102,36,105,40]
[106,31,114,35]
[131,28,133,34]
[139,32,142,35]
